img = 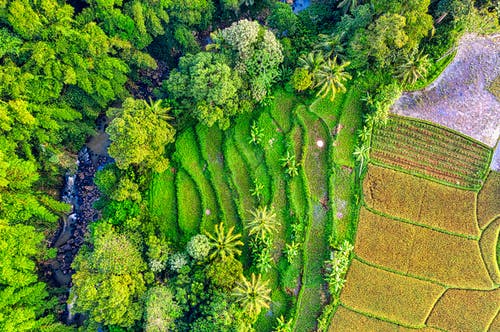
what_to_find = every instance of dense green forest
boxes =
[0,0,498,331]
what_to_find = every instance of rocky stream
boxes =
[47,117,112,323]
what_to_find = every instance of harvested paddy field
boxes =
[363,164,479,237]
[332,109,500,330]
[390,34,500,147]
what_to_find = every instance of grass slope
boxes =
[174,128,220,232]
[148,169,179,240]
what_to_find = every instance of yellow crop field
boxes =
[354,208,414,272]
[479,218,500,284]
[329,306,401,332]
[340,259,445,327]
[363,164,479,236]
[427,288,500,332]
[407,227,494,289]
[355,208,494,289]
[477,171,500,229]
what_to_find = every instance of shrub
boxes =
[186,234,211,261]
[169,252,189,272]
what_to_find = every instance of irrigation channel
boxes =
[48,116,112,324]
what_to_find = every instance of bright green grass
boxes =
[223,135,256,221]
[332,166,357,243]
[174,128,220,232]
[233,114,272,205]
[267,89,297,134]
[176,169,201,239]
[196,124,240,230]
[148,169,179,241]
[333,88,364,168]
[309,93,344,130]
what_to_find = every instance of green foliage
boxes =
[291,67,313,92]
[146,234,170,273]
[0,220,62,331]
[217,19,284,102]
[71,227,147,327]
[187,234,211,261]
[370,82,402,125]
[247,206,278,241]
[143,286,182,332]
[205,222,243,261]
[107,98,176,172]
[206,256,243,290]
[267,2,299,37]
[280,151,300,177]
[249,121,264,145]
[232,273,271,319]
[166,52,243,129]
[169,252,189,272]
[325,240,353,295]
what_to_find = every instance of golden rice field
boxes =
[331,116,500,331]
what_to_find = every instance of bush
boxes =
[187,234,211,261]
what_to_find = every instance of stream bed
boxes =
[47,117,111,323]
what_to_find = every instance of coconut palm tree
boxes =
[246,206,278,241]
[232,273,271,317]
[337,0,364,14]
[298,51,324,78]
[205,222,243,261]
[314,33,346,61]
[314,57,352,101]
[395,51,431,86]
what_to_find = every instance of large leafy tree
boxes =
[71,226,147,328]
[107,98,176,172]
[166,52,243,129]
[215,19,284,102]
[143,286,182,332]
[78,0,213,54]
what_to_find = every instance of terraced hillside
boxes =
[147,89,364,331]
[330,116,500,332]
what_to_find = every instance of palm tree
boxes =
[298,51,324,78]
[353,144,370,170]
[142,98,174,125]
[314,57,352,101]
[314,33,346,61]
[205,222,243,261]
[232,273,271,317]
[395,51,431,86]
[246,206,278,241]
[337,0,364,14]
